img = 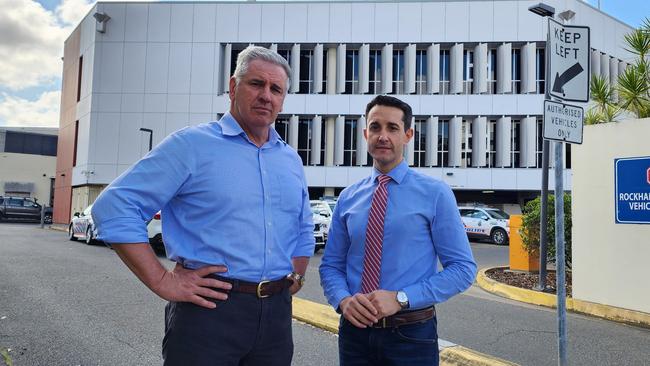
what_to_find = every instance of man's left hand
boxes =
[288,277,303,295]
[366,290,401,318]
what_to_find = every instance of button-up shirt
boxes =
[92,113,315,282]
[319,160,477,310]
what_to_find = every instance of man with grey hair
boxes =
[92,45,314,365]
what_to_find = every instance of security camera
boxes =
[93,12,111,33]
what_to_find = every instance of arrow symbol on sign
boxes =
[552,62,584,94]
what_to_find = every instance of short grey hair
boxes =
[233,46,292,92]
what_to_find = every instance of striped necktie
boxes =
[360,174,392,294]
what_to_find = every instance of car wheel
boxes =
[68,225,77,241]
[85,227,94,245]
[44,214,52,224]
[491,228,508,246]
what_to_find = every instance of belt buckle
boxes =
[256,280,271,298]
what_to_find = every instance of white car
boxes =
[69,204,97,245]
[459,206,510,245]
[310,200,333,253]
[147,211,164,252]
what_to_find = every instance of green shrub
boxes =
[521,193,572,269]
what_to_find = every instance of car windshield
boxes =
[310,203,329,216]
[486,209,509,219]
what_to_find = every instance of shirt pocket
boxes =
[278,174,303,215]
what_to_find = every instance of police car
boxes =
[458,206,510,245]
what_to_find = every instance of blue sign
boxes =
[615,156,650,224]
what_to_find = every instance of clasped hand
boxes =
[339,290,401,328]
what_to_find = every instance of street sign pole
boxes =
[544,13,589,366]
[554,140,567,366]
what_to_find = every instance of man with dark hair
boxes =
[92,46,314,365]
[320,95,476,366]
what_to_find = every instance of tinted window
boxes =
[459,209,472,217]
[8,198,23,206]
[486,209,509,219]
[4,131,57,156]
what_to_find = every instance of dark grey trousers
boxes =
[162,288,293,366]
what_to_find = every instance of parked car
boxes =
[459,206,510,245]
[0,196,52,224]
[310,200,333,253]
[69,204,96,244]
[147,211,164,253]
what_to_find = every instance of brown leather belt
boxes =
[209,274,292,299]
[372,306,436,328]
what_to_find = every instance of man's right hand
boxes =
[339,293,379,328]
[152,263,233,309]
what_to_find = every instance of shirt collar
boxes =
[370,159,408,184]
[217,112,281,146]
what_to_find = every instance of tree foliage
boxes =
[586,17,650,123]
[520,194,572,269]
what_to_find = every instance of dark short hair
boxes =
[365,95,413,131]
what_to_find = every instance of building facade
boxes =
[54,0,635,223]
[1,127,58,206]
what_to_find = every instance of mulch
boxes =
[485,267,572,297]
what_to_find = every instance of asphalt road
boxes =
[2,224,649,366]
[0,223,338,366]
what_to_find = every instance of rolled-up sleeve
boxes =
[92,130,194,244]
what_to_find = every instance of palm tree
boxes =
[586,17,650,123]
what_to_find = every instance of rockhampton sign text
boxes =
[615,156,650,224]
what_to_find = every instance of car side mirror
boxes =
[73,212,80,218]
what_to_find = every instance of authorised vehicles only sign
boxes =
[543,99,584,144]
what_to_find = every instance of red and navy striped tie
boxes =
[360,174,392,294]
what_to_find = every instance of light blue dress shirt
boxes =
[319,160,477,310]
[92,113,315,282]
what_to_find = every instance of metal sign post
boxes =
[543,14,590,366]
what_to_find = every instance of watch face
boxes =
[397,291,408,303]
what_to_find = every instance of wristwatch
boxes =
[289,272,305,287]
[396,290,410,310]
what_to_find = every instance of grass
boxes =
[0,348,12,366]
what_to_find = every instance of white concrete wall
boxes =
[78,0,632,186]
[572,118,650,314]
[0,153,56,204]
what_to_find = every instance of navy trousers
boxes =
[162,288,293,366]
[338,317,439,366]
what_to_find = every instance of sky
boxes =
[0,0,647,128]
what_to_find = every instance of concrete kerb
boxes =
[477,267,650,329]
[292,297,518,366]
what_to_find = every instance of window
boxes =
[77,56,83,102]
[4,131,57,157]
[345,50,359,94]
[73,120,79,167]
[512,49,521,94]
[462,119,471,167]
[299,50,313,94]
[439,50,450,94]
[392,50,405,94]
[369,50,382,94]
[488,119,497,167]
[230,48,244,76]
[343,118,357,166]
[274,118,289,142]
[463,50,474,94]
[297,118,311,165]
[511,119,521,167]
[413,119,427,167]
[488,49,497,94]
[536,118,544,168]
[536,48,546,94]
[438,120,449,167]
[415,50,427,94]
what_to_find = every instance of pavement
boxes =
[476,267,650,329]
